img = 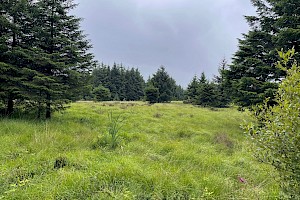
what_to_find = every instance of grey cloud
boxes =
[73,0,255,87]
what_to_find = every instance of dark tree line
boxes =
[0,0,95,118]
[91,65,184,103]
[92,63,145,101]
[185,59,230,108]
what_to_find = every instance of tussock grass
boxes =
[0,102,279,199]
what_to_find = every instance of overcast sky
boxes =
[73,0,256,87]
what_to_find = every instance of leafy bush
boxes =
[245,48,300,198]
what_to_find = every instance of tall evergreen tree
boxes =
[0,0,94,118]
[109,63,123,100]
[144,85,159,104]
[199,72,207,84]
[92,85,111,101]
[133,69,146,100]
[271,0,300,58]
[92,63,111,89]
[195,72,215,107]
[0,0,36,116]
[213,58,230,107]
[226,0,300,107]
[30,0,95,118]
[173,85,185,101]
[124,68,145,101]
[149,66,176,103]
[186,75,199,104]
[196,83,215,107]
[226,30,278,107]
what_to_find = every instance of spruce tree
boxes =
[186,75,199,104]
[226,0,300,107]
[0,0,35,116]
[196,83,215,107]
[92,85,111,101]
[186,72,223,107]
[270,0,300,59]
[125,68,145,101]
[195,72,214,107]
[149,66,176,103]
[31,0,95,118]
[227,30,278,107]
[92,64,111,90]
[109,63,122,100]
[133,68,145,100]
[213,58,230,107]
[145,85,159,104]
[173,85,185,101]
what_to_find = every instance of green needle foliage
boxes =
[0,0,95,119]
[146,66,179,103]
[92,85,111,101]
[245,48,300,198]
[226,0,300,107]
[144,85,159,104]
[92,63,145,101]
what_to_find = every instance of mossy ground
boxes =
[0,101,278,199]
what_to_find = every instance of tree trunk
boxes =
[6,96,14,116]
[37,101,41,119]
[46,93,51,119]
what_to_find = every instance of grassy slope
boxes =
[0,102,278,199]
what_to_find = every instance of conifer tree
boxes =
[30,0,95,118]
[109,63,123,100]
[195,72,214,107]
[149,66,176,103]
[92,64,111,89]
[133,68,146,100]
[226,30,278,107]
[0,0,35,115]
[125,68,145,101]
[173,85,185,101]
[92,85,111,101]
[144,85,159,104]
[0,0,94,118]
[186,75,199,104]
[225,0,300,107]
[186,71,226,107]
[213,58,230,107]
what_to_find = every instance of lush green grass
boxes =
[0,102,279,199]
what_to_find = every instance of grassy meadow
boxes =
[0,101,279,199]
